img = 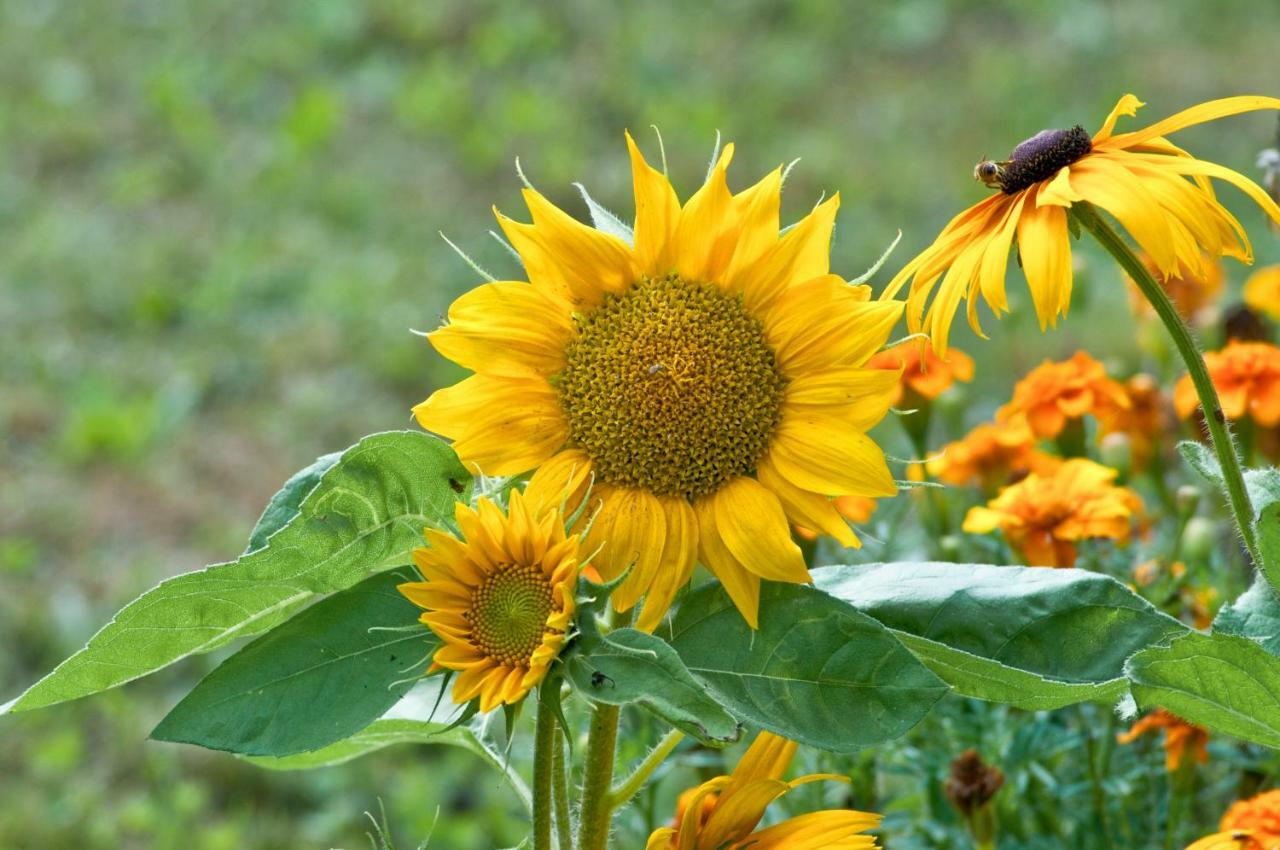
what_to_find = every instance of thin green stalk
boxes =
[608,728,684,811]
[552,728,573,850]
[1073,203,1263,574]
[576,702,621,850]
[533,689,559,850]
[1165,759,1196,850]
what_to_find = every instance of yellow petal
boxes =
[634,496,699,632]
[1072,156,1178,275]
[767,415,897,497]
[428,281,571,378]
[1105,95,1280,151]
[1037,166,1083,207]
[1244,265,1280,319]
[524,449,595,519]
[711,477,810,584]
[673,143,738,283]
[724,166,784,280]
[1093,93,1145,143]
[697,779,791,849]
[783,366,899,432]
[627,130,681,276]
[582,486,667,614]
[1014,189,1073,329]
[696,497,761,628]
[766,277,903,372]
[730,196,839,313]
[757,457,860,548]
[743,810,881,849]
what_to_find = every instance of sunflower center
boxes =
[557,274,787,500]
[467,562,555,667]
[999,125,1092,194]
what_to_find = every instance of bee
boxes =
[589,670,614,689]
[973,157,1010,189]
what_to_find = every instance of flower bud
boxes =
[1175,485,1201,518]
[1181,516,1217,563]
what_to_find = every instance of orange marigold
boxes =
[1105,374,1169,469]
[926,419,1057,491]
[962,458,1142,567]
[998,352,1130,439]
[1127,252,1224,323]
[1117,709,1209,772]
[1175,341,1280,427]
[868,340,975,405]
[1187,789,1280,850]
[1243,264,1280,321]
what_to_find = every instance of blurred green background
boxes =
[3,1,1279,848]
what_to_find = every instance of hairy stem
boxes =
[552,726,573,850]
[1073,202,1263,573]
[607,728,684,811]
[576,702,621,850]
[533,689,559,850]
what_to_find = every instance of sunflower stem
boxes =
[576,702,621,850]
[607,728,684,811]
[1073,202,1263,573]
[552,726,573,850]
[533,685,559,850]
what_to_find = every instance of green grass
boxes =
[3,1,1280,847]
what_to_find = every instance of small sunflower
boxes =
[868,339,974,405]
[926,419,1056,492]
[1243,264,1280,320]
[397,491,579,713]
[1188,790,1280,850]
[1174,340,1280,427]
[881,95,1280,350]
[962,458,1142,568]
[417,136,904,628]
[645,730,880,850]
[997,351,1130,440]
[1117,709,1209,773]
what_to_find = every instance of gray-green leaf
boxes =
[670,581,947,753]
[814,563,1188,711]
[151,570,434,757]
[4,430,468,714]
[245,449,342,553]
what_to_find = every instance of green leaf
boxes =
[1246,467,1280,577]
[1178,439,1221,488]
[1214,576,1280,656]
[151,570,433,757]
[243,717,532,812]
[245,449,342,553]
[565,626,740,747]
[1126,631,1280,748]
[4,430,469,714]
[814,563,1188,711]
[670,581,947,753]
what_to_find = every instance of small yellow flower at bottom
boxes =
[397,490,581,714]
[645,730,880,850]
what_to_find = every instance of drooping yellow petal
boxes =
[634,496,699,632]
[581,486,668,615]
[743,810,881,849]
[1014,188,1073,328]
[696,497,762,628]
[1071,157,1178,274]
[710,477,810,584]
[697,779,792,849]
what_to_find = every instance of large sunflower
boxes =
[416,136,903,629]
[882,95,1280,350]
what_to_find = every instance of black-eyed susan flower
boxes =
[1174,340,1280,427]
[397,491,579,713]
[1116,709,1209,773]
[881,95,1280,350]
[1187,790,1280,849]
[996,352,1130,440]
[645,730,880,850]
[962,458,1142,568]
[416,136,904,629]
[1243,264,1280,320]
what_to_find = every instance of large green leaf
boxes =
[814,563,1188,710]
[1215,576,1280,656]
[565,626,740,747]
[1246,466,1280,578]
[3,430,468,714]
[151,570,433,756]
[245,449,342,553]
[670,581,947,753]
[244,717,532,811]
[1126,631,1280,748]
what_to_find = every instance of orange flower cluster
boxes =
[927,420,1056,492]
[962,458,1143,567]
[1127,253,1224,323]
[869,340,975,405]
[1174,341,1280,427]
[1106,374,1170,469]
[998,352,1131,439]
[1116,709,1209,772]
[1188,789,1280,850]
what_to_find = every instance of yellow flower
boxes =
[645,730,880,850]
[997,352,1130,439]
[397,491,579,713]
[868,339,974,404]
[962,458,1142,568]
[1116,709,1209,773]
[1187,790,1280,850]
[927,419,1057,492]
[1174,341,1280,427]
[1126,252,1224,322]
[1244,264,1280,320]
[881,95,1280,350]
[416,136,903,629]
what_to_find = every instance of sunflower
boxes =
[1116,709,1209,773]
[926,419,1056,492]
[1243,264,1280,320]
[417,136,904,629]
[397,491,579,713]
[868,339,974,404]
[997,352,1130,440]
[962,458,1142,568]
[795,495,877,543]
[880,95,1280,350]
[645,730,880,850]
[1188,790,1280,850]
[1126,252,1224,323]
[1174,340,1280,427]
